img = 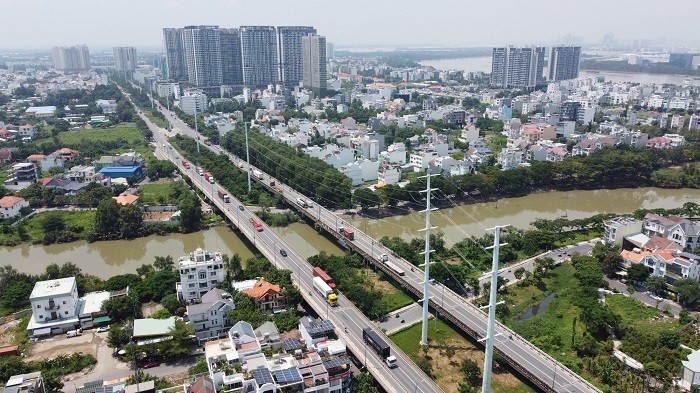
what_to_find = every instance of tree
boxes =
[151,308,171,319]
[514,267,526,280]
[106,324,131,348]
[353,188,382,209]
[460,359,482,387]
[161,293,182,315]
[646,275,667,296]
[592,243,623,276]
[674,278,700,306]
[42,213,65,235]
[628,263,650,284]
[353,372,379,393]
[162,320,195,357]
[178,197,202,233]
[94,198,121,239]
[658,331,680,349]
[118,203,142,239]
[153,256,174,271]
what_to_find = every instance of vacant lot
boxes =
[361,268,413,312]
[390,319,535,393]
[58,123,145,145]
[0,210,95,246]
[138,179,188,206]
[27,331,98,361]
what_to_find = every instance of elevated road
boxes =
[134,104,443,393]
[142,96,602,393]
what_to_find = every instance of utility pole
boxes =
[245,122,251,192]
[194,105,200,154]
[481,225,509,393]
[419,173,438,346]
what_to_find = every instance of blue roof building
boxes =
[98,165,142,179]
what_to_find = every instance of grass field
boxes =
[361,268,414,312]
[138,179,188,205]
[390,319,536,393]
[24,210,95,243]
[58,123,146,145]
[145,113,168,129]
[605,294,678,335]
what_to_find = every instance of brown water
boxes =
[2,188,697,278]
[346,188,700,246]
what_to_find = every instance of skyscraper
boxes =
[548,46,581,82]
[182,25,222,87]
[163,28,188,81]
[490,46,545,89]
[302,34,327,90]
[220,28,243,85]
[240,26,279,87]
[113,46,138,72]
[52,45,91,72]
[277,26,316,86]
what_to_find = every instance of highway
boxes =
[131,99,444,393]
[139,94,601,393]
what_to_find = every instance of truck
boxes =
[296,198,308,208]
[66,329,82,338]
[385,261,405,276]
[339,227,354,241]
[204,172,214,184]
[253,169,263,179]
[217,190,230,203]
[182,159,190,169]
[312,267,336,290]
[362,327,397,368]
[313,277,338,307]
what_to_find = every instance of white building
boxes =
[179,90,208,115]
[497,148,524,169]
[156,82,181,99]
[177,248,226,303]
[0,196,29,219]
[459,125,480,144]
[682,349,700,390]
[27,277,81,336]
[602,217,641,245]
[18,124,38,139]
[409,150,440,171]
[187,288,236,343]
[380,143,407,165]
[96,99,118,114]
[340,159,380,186]
[378,164,401,185]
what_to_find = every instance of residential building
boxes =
[183,25,222,87]
[179,90,208,115]
[26,277,81,336]
[690,114,700,130]
[24,106,56,118]
[241,279,286,312]
[0,196,29,219]
[254,321,282,350]
[377,164,401,185]
[301,34,327,90]
[560,101,581,121]
[299,317,335,346]
[185,375,216,393]
[603,217,641,245]
[548,46,581,82]
[623,249,700,284]
[220,28,243,85]
[177,248,226,303]
[53,45,91,72]
[113,46,137,72]
[133,317,176,345]
[163,28,188,80]
[409,150,440,171]
[668,220,700,250]
[96,99,117,114]
[643,213,679,238]
[491,45,545,88]
[546,146,569,162]
[187,288,235,343]
[4,162,38,191]
[682,349,700,390]
[240,26,279,87]
[497,148,524,169]
[278,26,317,86]
[4,372,45,393]
[156,81,181,99]
[18,124,38,139]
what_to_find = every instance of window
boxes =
[189,283,195,288]
[39,315,43,319]
[37,305,41,309]
[63,301,66,304]
[64,311,68,315]
[199,272,207,280]
[188,275,194,279]
[209,272,216,276]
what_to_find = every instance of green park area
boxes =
[57,123,145,145]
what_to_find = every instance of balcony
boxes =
[45,304,60,311]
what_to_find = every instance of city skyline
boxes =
[2,0,700,50]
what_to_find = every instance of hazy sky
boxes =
[2,0,699,50]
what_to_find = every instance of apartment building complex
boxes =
[52,45,91,72]
[491,45,545,88]
[548,46,581,82]
[113,46,138,72]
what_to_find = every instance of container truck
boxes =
[204,172,214,183]
[217,190,230,203]
[385,261,405,276]
[362,327,397,368]
[338,227,354,241]
[313,277,338,306]
[312,267,336,290]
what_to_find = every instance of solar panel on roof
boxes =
[283,338,302,351]
[323,356,350,370]
[274,368,302,384]
[94,387,114,393]
[308,319,334,335]
[252,367,274,385]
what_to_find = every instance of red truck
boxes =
[204,172,214,183]
[312,267,336,290]
[217,190,230,203]
[339,226,354,241]
[182,159,190,169]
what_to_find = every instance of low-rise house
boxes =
[95,99,117,114]
[497,148,524,169]
[668,220,700,250]
[409,150,440,171]
[187,288,235,343]
[0,148,13,163]
[299,316,334,346]
[52,148,80,160]
[24,106,56,118]
[4,372,45,393]
[254,321,282,350]
[681,349,700,390]
[113,194,139,205]
[603,217,641,245]
[26,277,81,336]
[546,146,569,162]
[0,196,29,219]
[41,177,89,195]
[18,124,38,139]
[39,155,65,172]
[132,317,176,345]
[340,159,379,186]
[185,375,216,393]
[241,279,286,312]
[377,164,401,185]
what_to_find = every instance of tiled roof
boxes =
[242,279,281,300]
[0,196,26,208]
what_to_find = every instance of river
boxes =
[418,56,700,85]
[1,188,698,278]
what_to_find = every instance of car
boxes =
[649,293,664,301]
[96,326,109,333]
[280,249,288,257]
[143,360,160,369]
[238,205,244,211]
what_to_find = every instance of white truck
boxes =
[253,169,264,179]
[312,277,338,306]
[297,198,308,208]
[66,329,82,338]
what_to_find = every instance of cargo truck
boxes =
[362,327,397,368]
[313,277,338,306]
[338,227,354,241]
[217,190,230,203]
[312,267,336,290]
[204,172,214,183]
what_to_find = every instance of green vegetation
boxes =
[0,210,95,246]
[138,179,189,206]
[57,123,145,145]
[0,353,96,393]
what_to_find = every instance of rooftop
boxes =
[133,317,175,338]
[0,196,26,208]
[29,277,76,300]
[242,279,282,299]
[80,291,110,315]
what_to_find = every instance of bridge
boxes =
[137,93,602,393]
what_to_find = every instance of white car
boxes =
[96,326,110,333]
[649,293,663,301]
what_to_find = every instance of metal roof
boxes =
[133,317,175,338]
[306,319,334,335]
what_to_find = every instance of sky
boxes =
[2,0,700,51]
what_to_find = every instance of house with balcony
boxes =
[187,288,236,343]
[4,162,38,191]
[546,146,569,162]
[177,248,226,303]
[241,279,286,312]
[668,220,700,251]
[26,277,81,336]
[4,372,45,393]
[497,148,524,170]
[603,217,641,245]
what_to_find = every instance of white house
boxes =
[409,151,439,171]
[0,196,29,219]
[177,248,226,303]
[459,125,480,144]
[682,349,700,390]
[378,164,401,185]
[39,155,65,172]
[187,288,236,343]
[380,143,407,165]
[340,159,380,186]
[26,277,81,336]
[18,124,38,139]
[95,99,118,114]
[668,220,700,250]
